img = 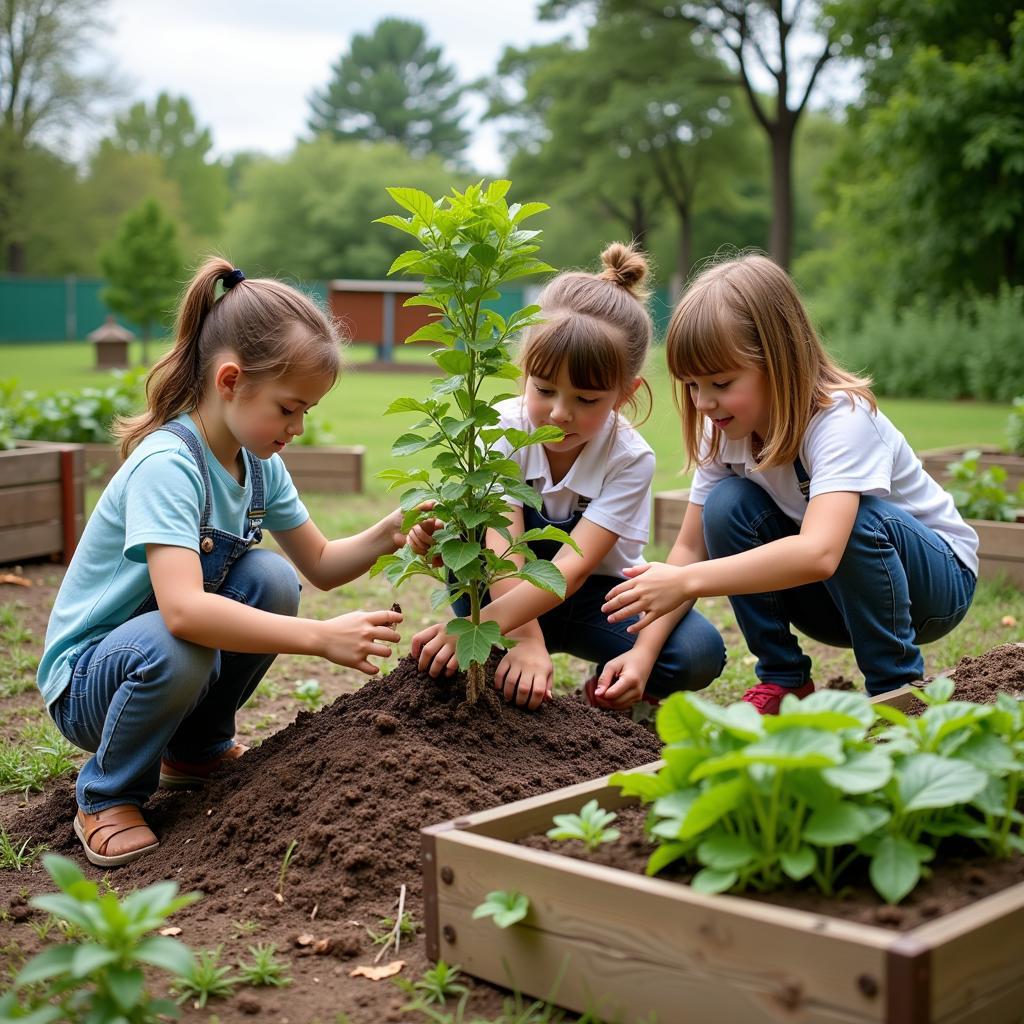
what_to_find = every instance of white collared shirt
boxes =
[495,397,655,578]
[689,393,979,575]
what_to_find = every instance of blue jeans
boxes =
[455,575,726,699]
[701,477,977,694]
[51,549,300,812]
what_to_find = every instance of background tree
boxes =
[806,2,1024,315]
[110,92,229,239]
[307,17,469,162]
[541,0,840,269]
[99,198,183,364]
[0,0,118,271]
[223,139,455,280]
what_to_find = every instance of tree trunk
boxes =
[769,117,796,270]
[677,204,693,295]
[6,241,25,274]
[630,196,650,252]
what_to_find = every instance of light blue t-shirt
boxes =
[37,414,308,709]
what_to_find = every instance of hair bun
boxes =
[599,242,650,298]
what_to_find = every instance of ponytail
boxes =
[113,257,341,458]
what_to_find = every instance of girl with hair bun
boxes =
[411,243,726,711]
[38,257,436,867]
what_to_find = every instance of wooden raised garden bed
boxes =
[0,441,85,565]
[919,445,1024,492]
[421,693,1023,1024]
[653,489,1024,588]
[81,443,365,494]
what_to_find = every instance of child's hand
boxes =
[318,609,402,675]
[390,502,444,561]
[411,621,459,678]
[495,637,553,711]
[592,650,655,709]
[602,563,689,633]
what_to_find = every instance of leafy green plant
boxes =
[291,414,335,447]
[1007,395,1024,456]
[7,369,146,445]
[371,181,581,701]
[396,959,468,1006]
[236,943,291,988]
[947,449,1024,521]
[172,946,237,1008]
[612,684,1023,904]
[0,824,45,870]
[472,890,530,928]
[293,678,325,710]
[4,853,198,1022]
[366,910,418,945]
[546,799,620,852]
[0,728,79,796]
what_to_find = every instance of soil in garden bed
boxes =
[520,642,1024,934]
[1,654,661,1024]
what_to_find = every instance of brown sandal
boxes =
[74,805,159,867]
[159,741,249,789]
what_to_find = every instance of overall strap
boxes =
[243,450,266,531]
[794,453,811,503]
[158,421,213,526]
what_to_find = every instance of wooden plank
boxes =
[0,482,62,528]
[907,884,1024,1024]
[0,521,62,563]
[0,447,62,487]
[432,829,891,1024]
[283,472,362,493]
[868,685,923,713]
[971,519,1024,587]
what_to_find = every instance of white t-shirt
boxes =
[688,393,979,575]
[495,397,655,578]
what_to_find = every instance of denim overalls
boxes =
[701,455,977,694]
[455,487,727,700]
[52,421,300,812]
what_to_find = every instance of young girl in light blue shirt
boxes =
[40,258,431,867]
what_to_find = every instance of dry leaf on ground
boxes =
[350,961,405,981]
[0,574,31,587]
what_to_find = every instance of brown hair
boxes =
[115,256,342,457]
[519,242,654,423]
[666,252,876,470]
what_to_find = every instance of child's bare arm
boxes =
[147,545,401,673]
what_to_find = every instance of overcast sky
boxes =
[97,1,588,171]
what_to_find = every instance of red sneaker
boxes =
[159,741,249,789]
[741,680,815,715]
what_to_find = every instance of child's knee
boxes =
[701,476,767,546]
[156,638,219,712]
[652,618,727,695]
[230,549,301,616]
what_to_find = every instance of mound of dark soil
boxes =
[948,641,1024,702]
[8,656,660,1022]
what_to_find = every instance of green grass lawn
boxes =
[2,340,1014,495]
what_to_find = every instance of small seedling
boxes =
[173,946,237,1007]
[546,799,620,852]
[236,942,291,987]
[0,824,45,870]
[231,918,261,938]
[472,890,530,929]
[398,959,468,1006]
[275,839,299,901]
[293,678,325,711]
[367,910,418,945]
[7,853,198,1020]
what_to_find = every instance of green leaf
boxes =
[486,180,511,201]
[14,944,77,986]
[472,890,529,928]
[70,943,119,978]
[517,559,567,598]
[469,243,498,269]
[42,853,84,893]
[645,841,689,876]
[439,539,481,572]
[803,802,876,846]
[392,433,434,457]
[372,213,421,239]
[656,694,706,744]
[384,396,430,415]
[406,321,454,344]
[696,834,756,871]
[822,750,894,794]
[512,201,550,223]
[387,186,435,224]
[388,250,430,276]
[870,836,922,904]
[691,868,737,894]
[897,753,988,811]
[434,349,471,374]
[106,965,144,1012]
[134,935,196,976]
[30,893,98,933]
[447,619,502,668]
[779,846,817,881]
[679,778,746,839]
[517,526,582,555]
